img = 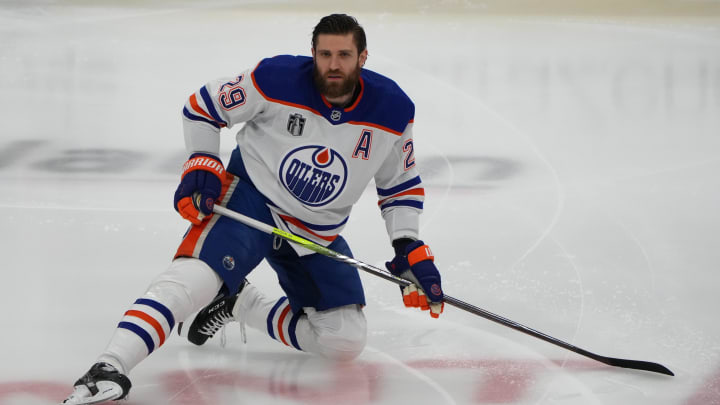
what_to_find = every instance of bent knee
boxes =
[316,330,366,361]
[311,305,367,361]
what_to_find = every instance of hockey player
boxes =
[61,14,443,404]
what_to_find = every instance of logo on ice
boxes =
[279,145,347,207]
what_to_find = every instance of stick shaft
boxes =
[212,205,673,376]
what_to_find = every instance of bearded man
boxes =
[62,14,443,405]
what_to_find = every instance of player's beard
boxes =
[313,62,361,101]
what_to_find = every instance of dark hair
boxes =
[312,14,366,53]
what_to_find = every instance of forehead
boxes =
[314,33,356,53]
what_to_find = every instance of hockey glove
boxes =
[386,239,444,318]
[174,153,224,225]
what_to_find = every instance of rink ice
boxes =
[1,2,719,404]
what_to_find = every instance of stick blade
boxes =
[600,356,674,376]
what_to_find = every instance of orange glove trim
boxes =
[176,196,204,225]
[407,244,434,266]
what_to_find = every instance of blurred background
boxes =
[1,1,719,404]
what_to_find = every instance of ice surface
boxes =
[1,1,719,404]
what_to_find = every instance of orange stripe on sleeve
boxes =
[377,188,425,206]
[189,93,215,121]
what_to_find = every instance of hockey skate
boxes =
[181,280,248,346]
[61,362,131,404]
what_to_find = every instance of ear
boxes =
[311,47,316,58]
[359,49,368,67]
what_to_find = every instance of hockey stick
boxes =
[212,204,674,376]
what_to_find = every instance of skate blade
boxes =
[60,381,124,404]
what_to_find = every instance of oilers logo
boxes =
[222,255,235,271]
[279,145,347,207]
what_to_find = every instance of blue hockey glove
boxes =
[385,239,444,318]
[173,153,224,225]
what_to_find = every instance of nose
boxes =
[329,55,341,71]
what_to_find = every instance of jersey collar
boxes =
[320,76,364,112]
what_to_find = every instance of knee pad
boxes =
[307,305,367,361]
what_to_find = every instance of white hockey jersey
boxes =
[182,55,424,248]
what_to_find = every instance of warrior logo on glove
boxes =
[174,153,225,225]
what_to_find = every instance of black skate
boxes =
[61,362,131,404]
[182,281,247,346]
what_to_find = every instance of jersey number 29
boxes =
[218,76,246,111]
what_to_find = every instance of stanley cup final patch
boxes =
[287,113,306,136]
